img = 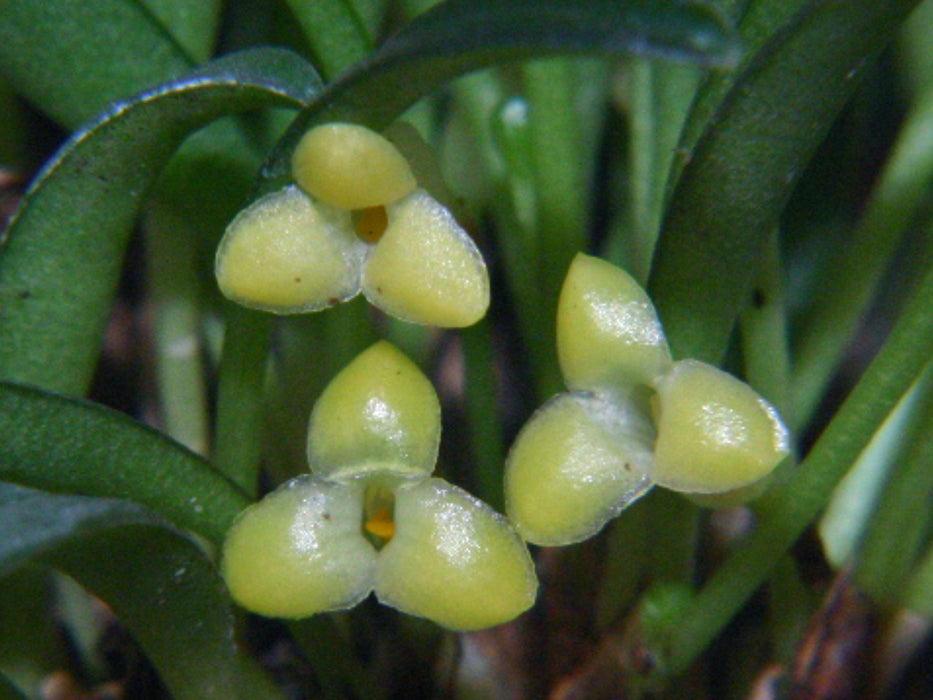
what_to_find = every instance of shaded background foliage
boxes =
[2,0,933,698]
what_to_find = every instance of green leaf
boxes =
[0,48,321,396]
[648,0,921,363]
[0,381,248,544]
[659,260,933,676]
[0,0,192,128]
[140,0,223,63]
[0,569,65,696]
[0,672,25,700]
[854,366,933,603]
[791,85,933,425]
[261,0,739,184]
[282,0,374,80]
[0,483,282,700]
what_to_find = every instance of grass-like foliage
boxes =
[2,0,933,697]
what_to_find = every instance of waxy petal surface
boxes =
[505,392,654,546]
[292,123,416,209]
[376,478,537,630]
[652,360,790,493]
[221,476,376,618]
[363,190,489,328]
[307,341,440,481]
[557,253,672,393]
[215,186,364,313]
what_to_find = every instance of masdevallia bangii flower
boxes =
[221,341,537,630]
[504,253,791,546]
[214,123,489,328]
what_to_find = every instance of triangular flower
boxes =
[222,342,537,630]
[215,123,489,328]
[504,254,791,546]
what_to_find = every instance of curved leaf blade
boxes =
[0,381,248,544]
[141,0,223,63]
[0,483,281,700]
[261,0,739,183]
[0,48,322,396]
[0,0,192,128]
[282,0,374,80]
[647,0,921,363]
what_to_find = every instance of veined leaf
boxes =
[647,0,921,363]
[0,48,322,396]
[261,0,740,184]
[0,483,282,700]
[0,381,248,545]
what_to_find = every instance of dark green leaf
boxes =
[282,0,374,80]
[0,0,192,128]
[0,381,248,544]
[261,0,739,184]
[0,483,281,700]
[648,0,921,363]
[0,569,67,696]
[141,0,223,63]
[0,672,25,700]
[0,48,321,396]
[661,261,933,675]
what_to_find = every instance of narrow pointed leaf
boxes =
[262,0,739,183]
[141,0,222,63]
[0,0,192,128]
[0,48,321,396]
[282,0,374,80]
[0,381,248,544]
[0,483,282,700]
[648,0,921,363]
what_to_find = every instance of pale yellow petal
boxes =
[375,478,537,630]
[307,341,440,481]
[362,190,489,327]
[652,360,791,493]
[291,123,417,209]
[504,392,654,546]
[221,476,376,618]
[557,253,672,393]
[215,185,364,313]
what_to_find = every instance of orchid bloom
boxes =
[504,254,791,546]
[222,342,537,630]
[215,123,489,328]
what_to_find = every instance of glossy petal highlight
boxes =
[652,360,791,493]
[362,190,490,328]
[557,253,672,393]
[221,476,376,618]
[504,392,654,545]
[307,341,441,481]
[214,185,364,313]
[376,478,537,630]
